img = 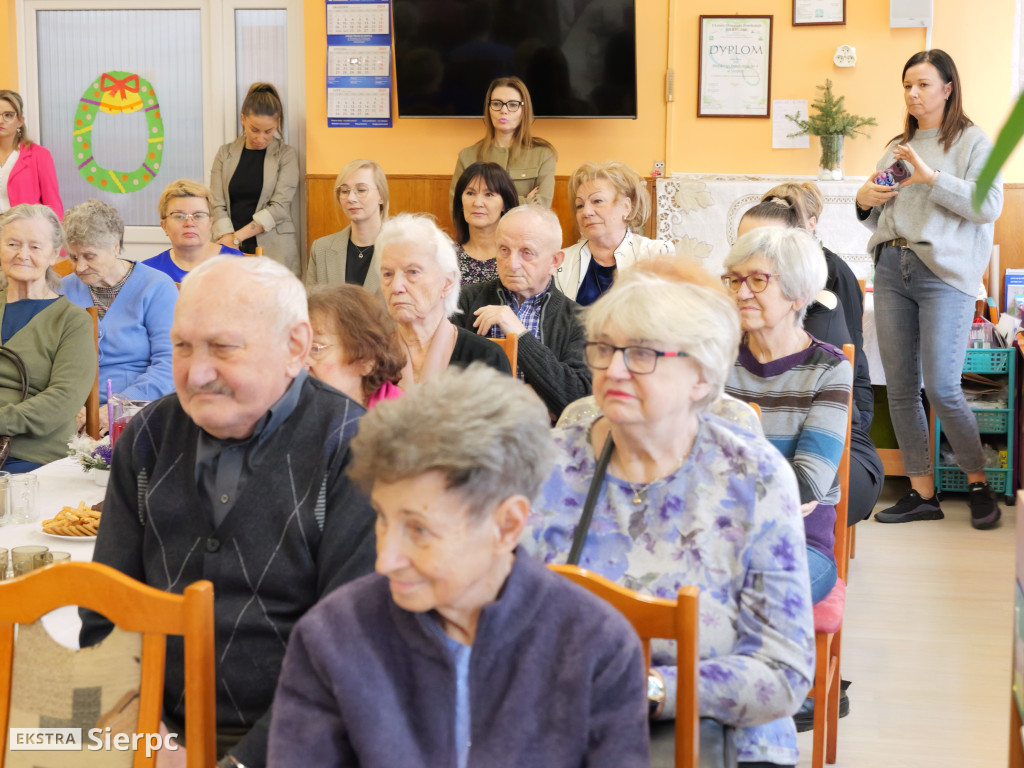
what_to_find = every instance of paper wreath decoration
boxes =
[74,71,164,193]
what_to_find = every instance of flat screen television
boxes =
[393,0,637,118]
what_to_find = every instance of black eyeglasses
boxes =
[488,99,523,113]
[721,272,779,294]
[583,342,688,375]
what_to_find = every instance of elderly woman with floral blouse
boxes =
[523,257,815,768]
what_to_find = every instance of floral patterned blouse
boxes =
[522,415,816,766]
[456,243,497,286]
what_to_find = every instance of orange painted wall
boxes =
[303,0,670,180]
[1,2,17,89]
[669,0,1020,179]
[304,0,1023,182]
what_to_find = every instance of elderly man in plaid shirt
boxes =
[455,205,591,418]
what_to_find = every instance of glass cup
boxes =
[34,550,70,569]
[10,474,39,524]
[0,471,10,526]
[0,548,8,580]
[11,544,47,576]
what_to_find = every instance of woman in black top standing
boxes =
[210,83,300,274]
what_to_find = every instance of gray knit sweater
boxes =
[860,125,1003,297]
[80,376,376,768]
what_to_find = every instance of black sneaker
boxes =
[874,489,943,523]
[968,481,1002,530]
[793,680,851,732]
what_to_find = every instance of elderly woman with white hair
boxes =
[723,227,852,613]
[268,365,650,767]
[62,199,178,431]
[523,257,815,768]
[0,204,95,471]
[378,212,510,384]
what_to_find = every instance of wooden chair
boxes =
[747,401,761,421]
[84,306,101,439]
[52,258,74,278]
[808,343,855,768]
[242,246,264,258]
[488,334,518,373]
[549,564,700,768]
[0,561,216,768]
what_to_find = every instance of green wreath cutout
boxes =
[74,71,164,193]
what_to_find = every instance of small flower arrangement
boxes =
[67,434,112,472]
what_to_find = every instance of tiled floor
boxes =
[795,479,1017,767]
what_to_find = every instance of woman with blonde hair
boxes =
[306,159,389,290]
[0,90,62,218]
[144,179,242,283]
[211,82,300,274]
[449,76,556,208]
[556,161,675,305]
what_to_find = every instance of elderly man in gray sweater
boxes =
[81,256,376,768]
[455,205,591,418]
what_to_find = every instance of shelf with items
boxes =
[933,347,1016,506]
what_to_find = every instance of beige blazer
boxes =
[305,226,382,295]
[449,142,557,210]
[210,135,300,275]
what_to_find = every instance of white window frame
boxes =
[16,0,305,260]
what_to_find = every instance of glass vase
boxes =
[818,134,844,180]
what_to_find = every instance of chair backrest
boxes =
[242,246,264,258]
[84,306,101,440]
[748,401,761,421]
[834,344,855,582]
[488,334,518,372]
[0,562,216,768]
[52,259,74,278]
[549,564,700,768]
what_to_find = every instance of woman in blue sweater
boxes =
[62,199,178,432]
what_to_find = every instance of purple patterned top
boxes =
[456,243,497,286]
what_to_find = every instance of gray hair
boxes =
[0,203,64,252]
[375,212,460,317]
[182,255,308,336]
[63,199,124,250]
[723,227,827,325]
[583,259,740,412]
[497,205,562,255]
[0,204,64,293]
[348,364,554,519]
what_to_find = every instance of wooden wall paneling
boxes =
[305,175,659,264]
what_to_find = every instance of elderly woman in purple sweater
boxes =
[268,364,649,768]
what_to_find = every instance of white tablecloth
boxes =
[0,457,104,647]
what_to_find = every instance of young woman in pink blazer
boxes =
[0,90,63,220]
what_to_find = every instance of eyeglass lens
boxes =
[488,100,523,112]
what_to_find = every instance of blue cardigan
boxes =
[62,262,178,403]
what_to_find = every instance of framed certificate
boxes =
[698,16,773,118]
[793,0,846,25]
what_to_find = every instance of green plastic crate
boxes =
[963,348,1010,374]
[936,466,1009,494]
[974,409,1010,432]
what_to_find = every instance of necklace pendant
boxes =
[632,492,643,505]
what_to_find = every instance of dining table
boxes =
[0,457,106,648]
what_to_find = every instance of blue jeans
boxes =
[873,245,984,476]
[808,546,838,604]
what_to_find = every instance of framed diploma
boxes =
[793,0,846,25]
[698,16,773,118]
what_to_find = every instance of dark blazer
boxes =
[455,278,591,417]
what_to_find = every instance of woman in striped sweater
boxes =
[723,226,852,605]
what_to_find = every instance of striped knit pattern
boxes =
[725,339,851,506]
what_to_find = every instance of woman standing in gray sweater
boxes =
[855,49,1003,529]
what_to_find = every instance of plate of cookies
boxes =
[41,501,101,539]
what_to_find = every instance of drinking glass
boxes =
[11,544,47,576]
[10,474,39,524]
[0,548,8,580]
[34,550,70,568]
[0,471,11,526]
